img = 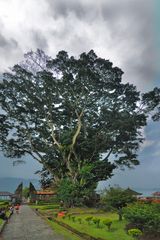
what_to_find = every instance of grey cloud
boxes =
[47,0,99,24]
[32,31,48,51]
[100,0,155,89]
[47,0,86,19]
[46,0,156,90]
[0,33,18,49]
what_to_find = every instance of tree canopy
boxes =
[101,187,136,221]
[0,49,148,198]
[143,87,160,121]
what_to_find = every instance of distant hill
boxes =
[0,177,40,193]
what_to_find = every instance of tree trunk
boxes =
[118,208,123,221]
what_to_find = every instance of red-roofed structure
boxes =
[152,192,160,199]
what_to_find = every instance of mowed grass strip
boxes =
[48,219,82,240]
[0,219,4,226]
[31,204,60,211]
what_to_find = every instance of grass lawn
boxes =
[31,204,60,211]
[59,213,133,240]
[0,201,10,210]
[48,219,82,240]
[0,219,4,226]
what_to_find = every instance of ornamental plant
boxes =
[71,216,76,222]
[77,218,82,224]
[85,216,93,225]
[128,228,143,239]
[67,213,71,220]
[92,218,101,228]
[103,219,112,231]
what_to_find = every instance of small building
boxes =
[152,191,160,199]
[124,188,142,197]
[0,191,13,201]
[28,181,57,203]
[35,190,56,202]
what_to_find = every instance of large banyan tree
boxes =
[1,49,157,202]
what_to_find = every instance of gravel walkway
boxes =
[2,205,64,240]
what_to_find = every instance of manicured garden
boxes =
[58,212,133,240]
[31,200,160,240]
[31,204,133,240]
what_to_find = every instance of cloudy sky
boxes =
[0,0,160,189]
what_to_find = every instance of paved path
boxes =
[2,205,64,240]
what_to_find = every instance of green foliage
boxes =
[67,214,72,220]
[92,217,100,228]
[85,216,93,225]
[124,203,160,234]
[57,178,98,207]
[103,219,112,230]
[77,218,82,224]
[0,201,9,206]
[57,179,77,207]
[71,216,76,222]
[101,187,136,221]
[143,87,160,121]
[128,228,143,239]
[56,211,133,240]
[0,49,150,204]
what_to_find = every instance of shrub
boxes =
[78,218,82,224]
[71,216,76,222]
[85,216,93,225]
[92,218,100,228]
[103,219,112,230]
[124,203,160,234]
[67,213,71,220]
[128,228,143,239]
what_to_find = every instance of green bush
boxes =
[67,213,72,220]
[128,228,143,239]
[71,216,76,222]
[124,203,160,234]
[77,218,82,224]
[103,219,112,230]
[92,218,100,228]
[85,216,93,225]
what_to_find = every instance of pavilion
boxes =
[124,188,142,197]
[152,191,160,199]
[0,191,13,201]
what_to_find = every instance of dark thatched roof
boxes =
[124,188,142,196]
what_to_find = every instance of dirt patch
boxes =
[140,233,160,240]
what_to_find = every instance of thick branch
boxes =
[71,109,83,148]
[47,120,62,149]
